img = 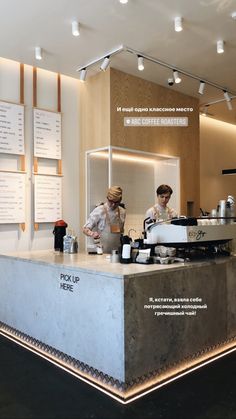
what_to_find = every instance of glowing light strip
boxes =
[1,328,236,405]
[125,345,236,403]
[0,330,126,404]
[89,151,155,164]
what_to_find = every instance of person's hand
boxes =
[91,231,100,239]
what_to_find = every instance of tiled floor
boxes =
[0,334,236,419]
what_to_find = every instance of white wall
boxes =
[200,115,236,213]
[113,157,155,238]
[113,157,180,238]
[154,158,180,215]
[86,149,180,240]
[88,153,109,211]
[0,58,80,252]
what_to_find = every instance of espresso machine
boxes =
[143,217,236,260]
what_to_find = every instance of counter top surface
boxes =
[0,250,235,279]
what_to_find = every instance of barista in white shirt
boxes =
[83,186,126,253]
[145,184,178,222]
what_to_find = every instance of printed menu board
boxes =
[33,108,61,159]
[34,175,62,222]
[0,101,24,155]
[0,172,26,223]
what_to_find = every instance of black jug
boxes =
[53,220,68,252]
[120,234,132,264]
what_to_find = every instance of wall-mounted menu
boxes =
[34,108,61,159]
[0,101,24,155]
[0,172,26,223]
[34,175,62,223]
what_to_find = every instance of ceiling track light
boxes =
[222,90,233,111]
[76,45,123,76]
[174,17,183,32]
[217,40,224,54]
[79,68,87,82]
[173,70,181,84]
[72,21,80,37]
[201,105,209,116]
[35,46,42,60]
[203,94,236,114]
[168,77,174,86]
[198,81,205,95]
[100,56,110,71]
[223,90,231,101]
[226,100,233,111]
[138,55,144,71]
[76,45,236,100]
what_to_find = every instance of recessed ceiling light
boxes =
[119,0,128,4]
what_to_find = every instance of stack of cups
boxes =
[211,208,217,225]
[218,200,226,224]
[111,249,119,263]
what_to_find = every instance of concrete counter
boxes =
[0,249,186,277]
[0,248,230,276]
[0,250,236,403]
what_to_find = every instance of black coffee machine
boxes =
[53,220,68,252]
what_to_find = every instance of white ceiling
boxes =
[1,0,236,123]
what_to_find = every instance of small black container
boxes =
[120,234,132,263]
[53,220,68,252]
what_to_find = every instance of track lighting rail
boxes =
[76,44,236,99]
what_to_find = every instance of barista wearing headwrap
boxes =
[83,186,126,253]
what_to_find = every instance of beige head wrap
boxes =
[107,186,122,202]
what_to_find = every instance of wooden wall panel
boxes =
[200,116,236,212]
[110,68,200,215]
[79,70,110,247]
[79,67,200,223]
[79,70,110,153]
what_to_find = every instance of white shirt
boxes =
[84,202,126,234]
[145,203,178,222]
[84,202,126,253]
